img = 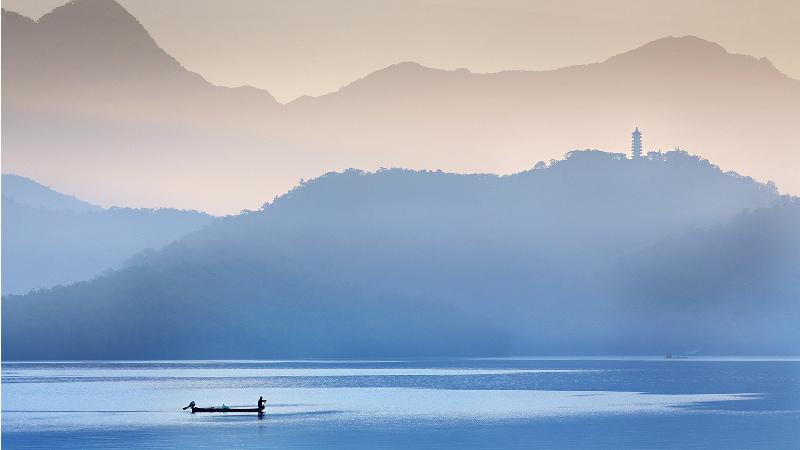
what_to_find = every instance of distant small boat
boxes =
[183,401,265,414]
[665,352,689,359]
[191,406,264,413]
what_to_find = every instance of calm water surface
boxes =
[2,358,799,449]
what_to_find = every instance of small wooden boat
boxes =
[192,406,264,413]
[183,401,265,414]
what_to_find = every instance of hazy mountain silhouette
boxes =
[2,1,281,211]
[2,175,215,294]
[2,173,101,212]
[612,197,800,354]
[4,151,793,359]
[283,36,798,193]
[2,1,277,108]
[3,1,799,214]
[1,262,508,360]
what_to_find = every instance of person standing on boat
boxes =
[258,396,266,411]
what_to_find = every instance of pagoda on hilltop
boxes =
[631,127,643,159]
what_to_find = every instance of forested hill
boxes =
[4,150,795,359]
[2,174,101,212]
[2,175,215,294]
[612,196,800,353]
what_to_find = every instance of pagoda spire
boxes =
[631,127,643,159]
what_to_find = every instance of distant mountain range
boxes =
[2,174,102,212]
[4,150,797,359]
[2,174,215,294]
[3,0,799,214]
[2,1,798,359]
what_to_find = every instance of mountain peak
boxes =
[601,35,785,79]
[1,8,37,36]
[1,8,36,24]
[644,35,725,52]
[607,35,730,64]
[334,61,472,97]
[1,174,102,212]
[36,0,153,45]
[2,0,204,90]
[367,61,442,79]
[37,0,142,33]
[39,0,133,24]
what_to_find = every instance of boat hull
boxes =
[191,407,264,413]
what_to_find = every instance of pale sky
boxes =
[4,0,799,102]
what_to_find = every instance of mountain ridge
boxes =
[4,3,795,103]
[4,150,794,358]
[2,173,102,212]
[1,3,278,106]
[1,174,216,294]
[293,35,794,105]
[3,0,799,215]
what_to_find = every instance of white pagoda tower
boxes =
[631,127,643,159]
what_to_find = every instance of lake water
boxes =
[2,358,799,449]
